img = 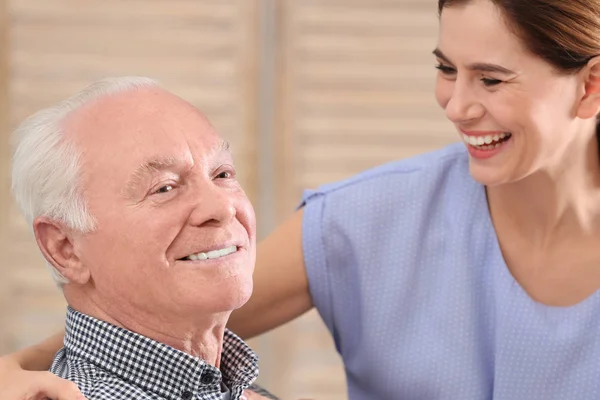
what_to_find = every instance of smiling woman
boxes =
[433,0,600,186]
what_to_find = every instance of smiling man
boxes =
[10,77,275,400]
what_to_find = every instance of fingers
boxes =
[243,388,317,400]
[242,389,268,400]
[34,372,86,400]
[0,354,85,400]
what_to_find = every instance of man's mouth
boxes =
[179,245,238,261]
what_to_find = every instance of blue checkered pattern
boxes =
[50,307,277,400]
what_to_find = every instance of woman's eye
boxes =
[435,63,456,74]
[217,171,232,179]
[481,78,502,87]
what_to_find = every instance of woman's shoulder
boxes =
[301,142,473,207]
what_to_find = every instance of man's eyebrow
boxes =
[125,156,182,196]
[124,140,231,197]
[432,48,516,75]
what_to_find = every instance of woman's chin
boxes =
[468,164,511,187]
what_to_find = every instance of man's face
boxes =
[65,88,256,319]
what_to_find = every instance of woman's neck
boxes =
[487,130,600,250]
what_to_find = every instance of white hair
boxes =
[11,76,161,285]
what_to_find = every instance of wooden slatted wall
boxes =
[276,0,455,214]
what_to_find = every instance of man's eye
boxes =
[216,171,234,179]
[156,184,173,194]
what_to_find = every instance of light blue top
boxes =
[300,143,600,400]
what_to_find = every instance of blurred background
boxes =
[0,0,455,398]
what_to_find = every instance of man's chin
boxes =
[183,281,253,315]
[221,282,254,311]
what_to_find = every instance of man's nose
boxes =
[188,184,236,227]
[445,81,484,124]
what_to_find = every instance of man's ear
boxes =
[33,217,90,285]
[577,56,600,119]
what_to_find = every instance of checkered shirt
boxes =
[50,307,277,400]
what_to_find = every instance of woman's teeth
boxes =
[185,245,237,261]
[463,132,512,149]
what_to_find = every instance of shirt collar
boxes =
[63,306,259,399]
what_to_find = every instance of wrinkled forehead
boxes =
[438,0,526,65]
[63,89,224,188]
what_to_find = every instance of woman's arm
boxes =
[228,209,313,338]
[0,330,85,399]
[13,330,65,371]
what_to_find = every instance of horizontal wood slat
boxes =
[11,0,235,21]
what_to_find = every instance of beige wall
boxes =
[0,1,454,399]
[0,0,10,358]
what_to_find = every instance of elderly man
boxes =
[9,77,276,400]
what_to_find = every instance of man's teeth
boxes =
[185,246,237,261]
[463,132,511,147]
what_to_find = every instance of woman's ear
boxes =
[33,217,90,285]
[577,56,600,119]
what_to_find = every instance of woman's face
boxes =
[434,0,588,186]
